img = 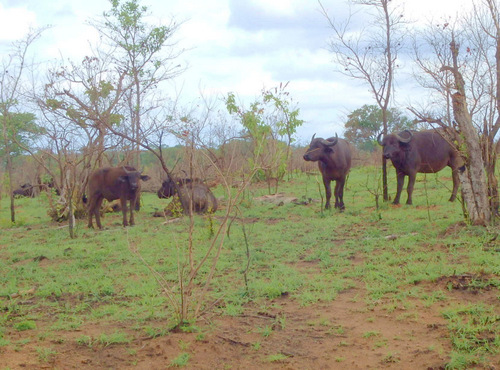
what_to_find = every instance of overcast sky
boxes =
[0,0,473,144]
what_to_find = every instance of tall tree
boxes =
[319,0,406,201]
[344,105,415,151]
[409,0,500,225]
[91,0,183,169]
[0,28,44,223]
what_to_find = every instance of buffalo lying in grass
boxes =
[157,178,217,216]
[13,183,35,198]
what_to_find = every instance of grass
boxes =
[0,166,499,367]
[36,346,57,363]
[443,303,500,368]
[266,353,289,362]
[169,352,191,367]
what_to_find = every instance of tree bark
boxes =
[451,91,491,225]
[2,115,15,223]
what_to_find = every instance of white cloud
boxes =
[0,4,36,41]
[0,0,480,143]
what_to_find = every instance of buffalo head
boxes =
[303,133,339,162]
[158,178,196,199]
[158,178,176,198]
[119,166,150,191]
[377,130,412,160]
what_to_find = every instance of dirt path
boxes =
[4,274,498,369]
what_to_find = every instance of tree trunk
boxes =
[7,154,15,223]
[2,115,15,223]
[382,111,389,202]
[382,157,388,201]
[452,91,491,225]
[481,135,499,217]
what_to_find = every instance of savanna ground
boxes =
[0,166,499,369]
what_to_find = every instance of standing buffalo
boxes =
[158,178,217,214]
[377,129,463,205]
[87,166,150,229]
[303,134,352,210]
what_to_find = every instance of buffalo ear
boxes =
[141,175,151,181]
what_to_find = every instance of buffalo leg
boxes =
[323,178,332,209]
[334,179,346,210]
[87,199,95,228]
[87,196,101,228]
[406,172,416,205]
[393,171,405,205]
[120,197,128,227]
[450,167,459,202]
[129,198,136,226]
[94,198,104,229]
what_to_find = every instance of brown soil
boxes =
[2,274,499,369]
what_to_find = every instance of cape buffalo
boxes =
[377,129,463,205]
[158,178,217,214]
[87,166,150,229]
[157,178,195,199]
[13,183,35,198]
[303,134,352,210]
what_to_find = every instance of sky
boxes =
[0,0,474,145]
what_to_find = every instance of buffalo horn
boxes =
[395,130,413,143]
[320,133,338,147]
[377,132,384,146]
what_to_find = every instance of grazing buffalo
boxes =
[158,178,217,214]
[87,166,150,229]
[377,129,463,205]
[303,134,352,210]
[13,183,35,198]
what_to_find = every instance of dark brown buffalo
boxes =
[13,183,35,198]
[87,166,150,229]
[377,129,463,205]
[157,178,195,199]
[158,178,217,214]
[303,134,352,210]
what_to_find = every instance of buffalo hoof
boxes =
[335,203,345,211]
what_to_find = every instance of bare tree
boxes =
[409,1,499,225]
[43,53,128,167]
[319,0,406,201]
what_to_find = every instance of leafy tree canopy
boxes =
[344,105,416,152]
[1,112,40,159]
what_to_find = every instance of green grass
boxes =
[443,304,500,368]
[266,353,289,362]
[169,352,191,367]
[0,166,499,367]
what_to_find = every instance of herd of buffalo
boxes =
[303,128,464,211]
[12,129,464,229]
